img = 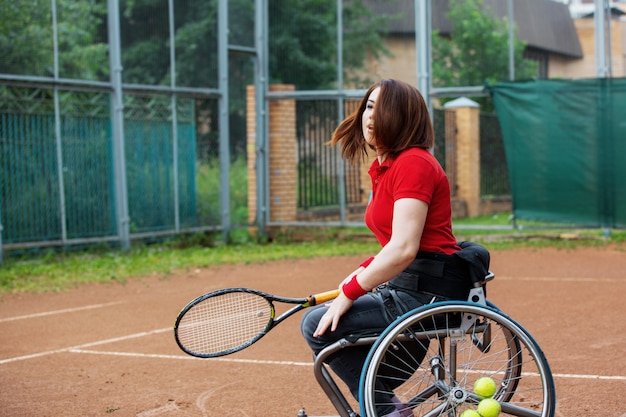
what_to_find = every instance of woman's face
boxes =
[362,87,380,147]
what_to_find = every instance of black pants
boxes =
[301,251,473,414]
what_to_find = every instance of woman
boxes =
[301,79,484,417]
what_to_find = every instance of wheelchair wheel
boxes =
[359,301,555,417]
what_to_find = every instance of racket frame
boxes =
[174,287,338,358]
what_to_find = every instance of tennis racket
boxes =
[174,288,340,358]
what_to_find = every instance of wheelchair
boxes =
[301,272,556,417]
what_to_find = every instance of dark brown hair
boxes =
[328,79,434,163]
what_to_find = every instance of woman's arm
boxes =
[313,198,428,336]
[356,197,428,291]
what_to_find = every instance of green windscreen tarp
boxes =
[487,78,626,228]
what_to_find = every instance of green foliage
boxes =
[196,160,220,225]
[0,0,108,79]
[119,0,224,87]
[432,0,538,89]
[196,156,248,226]
[341,0,394,87]
[0,1,53,75]
[269,0,336,89]
[56,1,109,80]
[229,157,250,225]
[1,223,625,294]
[0,234,379,294]
[1,0,389,90]
[453,214,626,250]
[268,0,391,89]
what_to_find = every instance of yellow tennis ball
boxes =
[460,410,481,417]
[474,376,497,398]
[477,398,501,417]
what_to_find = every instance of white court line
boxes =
[136,402,180,417]
[70,348,313,366]
[0,301,124,323]
[552,372,626,381]
[69,348,626,381]
[0,327,171,365]
[4,329,626,383]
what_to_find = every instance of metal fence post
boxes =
[168,0,181,234]
[107,0,130,251]
[336,0,347,224]
[219,0,231,241]
[595,0,609,77]
[51,0,69,247]
[254,0,268,237]
[416,0,432,114]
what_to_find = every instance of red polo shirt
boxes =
[364,147,459,254]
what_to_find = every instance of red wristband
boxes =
[359,256,375,268]
[342,275,367,300]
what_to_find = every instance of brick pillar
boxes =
[246,84,297,225]
[443,97,481,218]
[268,85,297,222]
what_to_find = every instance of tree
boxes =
[268,0,391,90]
[432,0,538,89]
[0,0,108,80]
[1,0,390,159]
[117,0,390,158]
[117,0,390,90]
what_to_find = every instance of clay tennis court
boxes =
[1,245,625,417]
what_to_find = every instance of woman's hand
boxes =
[313,292,354,337]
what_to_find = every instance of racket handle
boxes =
[308,289,341,306]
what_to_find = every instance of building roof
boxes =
[365,0,583,59]
[568,0,626,18]
[577,6,626,18]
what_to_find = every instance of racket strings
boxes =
[177,292,272,356]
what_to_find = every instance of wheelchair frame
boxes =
[299,273,556,417]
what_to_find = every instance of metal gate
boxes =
[1,0,521,261]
